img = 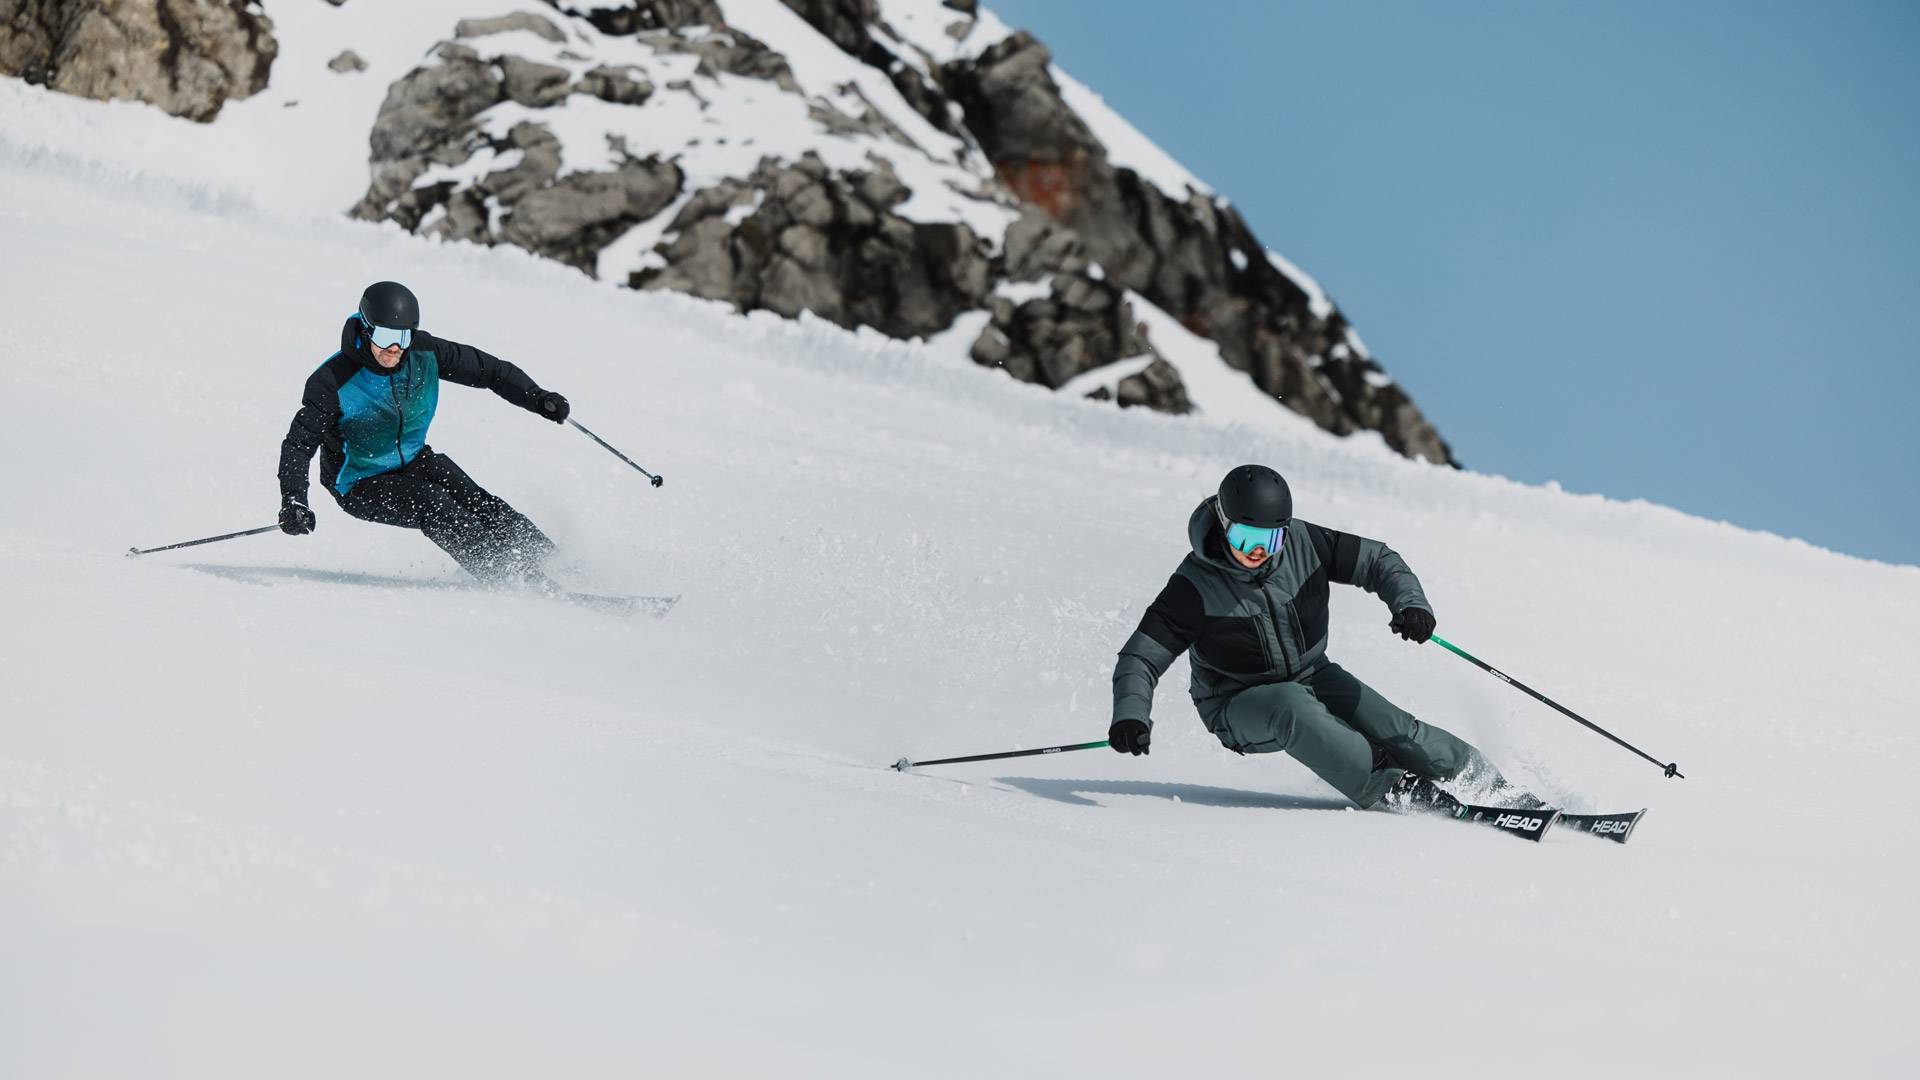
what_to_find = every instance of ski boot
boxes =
[1381,771,1464,816]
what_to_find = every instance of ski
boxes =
[1556,809,1647,844]
[1387,796,1561,842]
[1451,802,1561,842]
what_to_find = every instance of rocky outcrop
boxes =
[0,0,277,122]
[349,39,682,276]
[938,31,1451,463]
[638,153,992,341]
[344,5,1450,457]
[973,208,1188,412]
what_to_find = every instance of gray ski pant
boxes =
[1215,660,1478,808]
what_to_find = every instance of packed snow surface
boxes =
[4,10,1919,1079]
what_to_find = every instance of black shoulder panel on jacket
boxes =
[426,332,540,410]
[1137,573,1205,655]
[1304,521,1362,585]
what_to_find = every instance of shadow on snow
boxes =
[178,563,468,592]
[995,776,1348,812]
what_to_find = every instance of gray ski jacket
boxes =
[1112,498,1431,733]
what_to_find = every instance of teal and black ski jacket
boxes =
[1112,498,1431,734]
[278,316,549,504]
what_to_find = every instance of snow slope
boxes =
[4,44,1920,1080]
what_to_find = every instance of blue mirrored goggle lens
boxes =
[1226,522,1283,554]
[367,323,412,350]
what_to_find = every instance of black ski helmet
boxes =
[357,281,420,329]
[1216,464,1292,528]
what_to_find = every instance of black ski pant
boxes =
[334,448,552,582]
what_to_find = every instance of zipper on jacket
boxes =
[1263,586,1291,678]
[389,363,407,468]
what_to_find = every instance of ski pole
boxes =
[1429,634,1684,778]
[892,740,1109,772]
[569,418,663,487]
[126,524,279,558]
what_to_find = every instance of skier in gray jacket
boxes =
[1110,464,1495,809]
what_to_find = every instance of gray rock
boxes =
[544,0,724,35]
[351,47,504,224]
[499,55,570,107]
[786,181,835,229]
[327,49,368,74]
[576,64,652,105]
[0,0,277,122]
[854,155,907,209]
[633,155,992,342]
[676,28,797,91]
[1002,208,1083,281]
[614,156,684,217]
[956,205,1189,413]
[365,48,503,163]
[566,3,795,90]
[501,156,683,274]
[668,179,754,232]
[806,98,881,141]
[776,0,964,139]
[423,189,494,245]
[777,0,878,59]
[761,251,846,324]
[942,32,1098,167]
[480,121,563,204]
[455,12,566,44]
[644,215,739,301]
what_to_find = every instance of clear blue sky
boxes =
[988,0,1920,566]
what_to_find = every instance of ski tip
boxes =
[1559,808,1648,844]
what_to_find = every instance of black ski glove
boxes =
[533,389,570,424]
[279,500,316,536]
[1390,607,1435,644]
[1109,719,1151,756]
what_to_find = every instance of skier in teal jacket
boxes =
[276,282,571,582]
[1111,464,1504,809]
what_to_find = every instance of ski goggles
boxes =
[365,322,413,350]
[1224,521,1284,555]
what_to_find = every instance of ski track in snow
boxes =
[3,12,1920,1080]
